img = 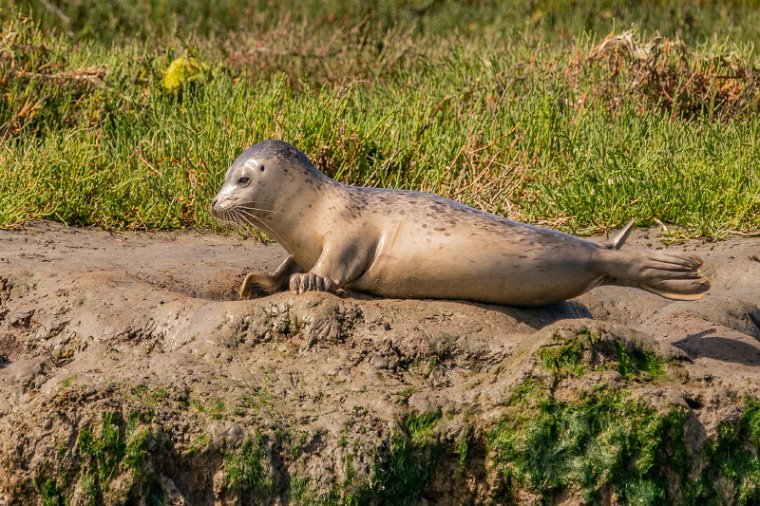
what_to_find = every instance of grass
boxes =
[0,1,758,237]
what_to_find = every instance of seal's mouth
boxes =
[211,202,274,237]
[211,205,239,224]
[210,197,239,223]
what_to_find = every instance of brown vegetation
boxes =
[584,30,760,120]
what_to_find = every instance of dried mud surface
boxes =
[0,222,758,504]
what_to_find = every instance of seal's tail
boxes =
[594,248,710,301]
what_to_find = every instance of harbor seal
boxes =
[211,140,710,306]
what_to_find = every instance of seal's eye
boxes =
[237,177,250,185]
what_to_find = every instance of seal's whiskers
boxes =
[235,204,283,214]
[234,209,286,245]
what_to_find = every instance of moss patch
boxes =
[371,410,443,504]
[290,410,445,505]
[223,433,273,501]
[33,476,66,506]
[538,337,585,378]
[538,328,666,382]
[490,330,760,504]
[614,340,665,380]
[491,329,682,502]
[489,389,686,503]
[75,410,154,503]
[689,400,760,504]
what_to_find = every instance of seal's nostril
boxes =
[211,199,218,208]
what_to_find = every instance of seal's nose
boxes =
[211,198,218,209]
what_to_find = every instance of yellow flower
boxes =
[161,56,209,92]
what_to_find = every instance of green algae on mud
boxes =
[76,411,155,503]
[695,401,760,504]
[223,434,273,501]
[372,410,443,504]
[489,387,688,503]
[17,327,760,505]
[31,409,158,505]
[289,410,445,505]
[490,330,760,505]
[491,329,679,503]
[537,327,667,381]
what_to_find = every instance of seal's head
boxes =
[211,139,321,224]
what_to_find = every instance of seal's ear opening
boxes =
[259,165,266,173]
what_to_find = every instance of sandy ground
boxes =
[0,222,758,503]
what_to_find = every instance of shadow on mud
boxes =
[456,299,593,330]
[342,289,593,330]
[674,331,760,366]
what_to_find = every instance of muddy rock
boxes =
[0,222,759,504]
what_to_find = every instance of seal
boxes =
[211,140,710,306]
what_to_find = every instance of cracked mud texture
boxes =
[0,222,759,505]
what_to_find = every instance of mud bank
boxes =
[1,222,759,504]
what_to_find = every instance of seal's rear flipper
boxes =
[596,248,710,301]
[602,219,636,250]
[640,283,710,301]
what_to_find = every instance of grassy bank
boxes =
[1,1,759,237]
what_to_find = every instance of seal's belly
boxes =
[350,222,604,306]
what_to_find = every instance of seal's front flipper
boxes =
[239,256,300,299]
[289,272,340,294]
[288,241,371,295]
[239,273,279,299]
